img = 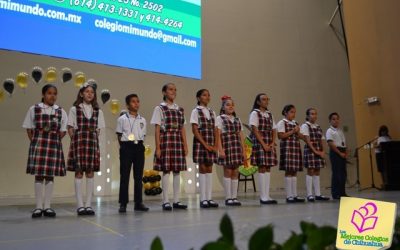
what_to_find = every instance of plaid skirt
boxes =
[250,133,277,167]
[27,130,66,176]
[154,129,187,172]
[67,130,100,172]
[218,132,243,168]
[303,143,325,169]
[279,138,303,172]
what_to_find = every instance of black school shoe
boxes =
[200,200,210,208]
[119,205,127,213]
[43,208,56,217]
[225,199,235,206]
[85,207,95,216]
[315,195,330,201]
[173,202,187,209]
[294,196,305,202]
[260,199,278,205]
[134,203,149,212]
[286,197,296,203]
[32,209,43,218]
[162,202,172,211]
[307,196,315,202]
[231,198,242,206]
[77,207,86,216]
[208,200,219,208]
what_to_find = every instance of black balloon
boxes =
[101,90,110,104]
[62,71,72,83]
[3,79,14,95]
[31,69,42,83]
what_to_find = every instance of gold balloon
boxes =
[143,169,152,177]
[45,67,57,83]
[0,89,5,103]
[143,182,152,190]
[144,145,152,158]
[75,72,86,87]
[16,72,28,89]
[110,99,120,115]
[152,181,160,188]
[150,170,158,176]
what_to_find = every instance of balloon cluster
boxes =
[143,170,162,196]
[1,66,121,111]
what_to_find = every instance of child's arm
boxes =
[278,127,297,140]
[213,127,219,152]
[26,129,33,142]
[304,135,324,157]
[155,124,161,158]
[181,126,188,156]
[239,131,248,167]
[252,125,270,152]
[116,133,122,146]
[216,128,225,158]
[327,141,346,158]
[67,126,74,138]
[192,124,212,151]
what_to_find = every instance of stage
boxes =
[0,189,399,250]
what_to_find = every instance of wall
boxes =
[0,0,355,199]
[343,0,400,188]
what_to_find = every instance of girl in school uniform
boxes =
[277,104,305,203]
[23,84,68,218]
[190,89,219,208]
[217,95,247,206]
[300,108,330,202]
[67,82,105,216]
[249,93,278,205]
[151,83,189,211]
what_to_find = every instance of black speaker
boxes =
[381,141,400,190]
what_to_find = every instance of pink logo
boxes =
[351,202,378,233]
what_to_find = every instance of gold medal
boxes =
[43,126,50,132]
[128,133,135,141]
[171,123,179,129]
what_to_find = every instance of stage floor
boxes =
[0,189,399,250]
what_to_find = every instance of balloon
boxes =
[145,145,152,158]
[3,78,15,95]
[16,72,28,89]
[152,181,160,188]
[87,79,97,91]
[61,68,72,83]
[143,182,152,190]
[143,169,152,177]
[45,67,57,83]
[75,72,86,87]
[110,99,120,115]
[0,89,5,103]
[101,89,110,104]
[31,67,43,83]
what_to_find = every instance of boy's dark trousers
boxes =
[119,141,145,206]
[329,147,347,199]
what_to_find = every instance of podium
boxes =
[381,141,400,190]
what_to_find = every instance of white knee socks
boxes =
[223,177,231,200]
[292,177,298,197]
[231,179,238,199]
[199,173,206,201]
[313,175,321,196]
[173,173,180,203]
[206,173,213,200]
[34,180,43,209]
[285,177,292,198]
[85,178,94,207]
[258,173,266,200]
[306,175,313,197]
[162,173,170,204]
[44,180,54,209]
[74,178,84,208]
